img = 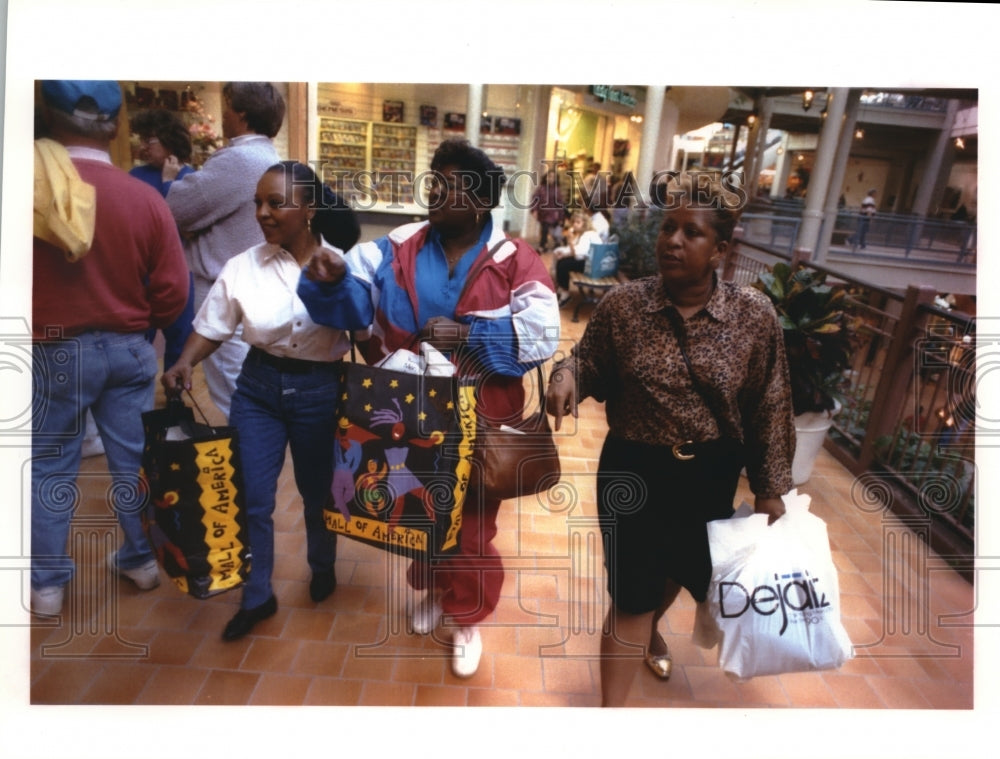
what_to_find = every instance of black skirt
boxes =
[596,436,744,613]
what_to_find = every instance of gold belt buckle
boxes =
[672,440,696,460]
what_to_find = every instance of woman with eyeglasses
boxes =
[298,138,560,678]
[129,109,197,369]
[130,110,195,197]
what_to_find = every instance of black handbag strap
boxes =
[664,309,739,441]
[183,389,213,426]
[457,238,510,303]
[527,365,548,417]
[162,391,222,437]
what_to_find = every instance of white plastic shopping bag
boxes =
[372,345,456,377]
[692,490,854,680]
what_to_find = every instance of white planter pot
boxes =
[791,401,841,485]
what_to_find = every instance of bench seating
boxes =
[570,271,629,322]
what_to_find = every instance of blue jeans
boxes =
[851,216,872,248]
[229,351,341,609]
[31,332,159,589]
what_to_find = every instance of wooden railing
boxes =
[726,233,976,575]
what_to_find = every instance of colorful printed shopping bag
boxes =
[325,359,475,558]
[140,398,249,598]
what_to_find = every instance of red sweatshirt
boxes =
[33,156,189,340]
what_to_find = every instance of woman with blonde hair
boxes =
[552,209,603,307]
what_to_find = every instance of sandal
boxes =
[645,632,672,680]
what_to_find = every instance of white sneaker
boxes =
[31,585,65,616]
[410,593,443,635]
[82,412,104,458]
[451,626,482,678]
[108,551,161,590]
[81,435,105,458]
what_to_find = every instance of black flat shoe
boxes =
[309,571,337,602]
[222,595,277,641]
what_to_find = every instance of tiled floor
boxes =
[26,275,975,711]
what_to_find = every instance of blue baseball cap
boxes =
[41,80,122,121]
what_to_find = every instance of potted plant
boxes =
[753,262,864,484]
[611,206,663,279]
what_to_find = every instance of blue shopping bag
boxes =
[583,242,619,277]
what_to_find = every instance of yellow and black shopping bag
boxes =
[141,397,249,598]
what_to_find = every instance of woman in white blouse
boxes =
[552,209,604,307]
[162,161,360,640]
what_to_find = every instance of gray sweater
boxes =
[165,135,281,285]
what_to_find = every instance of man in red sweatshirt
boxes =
[31,80,189,616]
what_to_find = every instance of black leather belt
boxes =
[248,347,340,374]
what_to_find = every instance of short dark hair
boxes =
[429,138,507,209]
[223,82,286,138]
[651,173,739,243]
[130,109,193,163]
[265,161,361,251]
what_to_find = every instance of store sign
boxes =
[321,100,356,116]
[589,85,637,108]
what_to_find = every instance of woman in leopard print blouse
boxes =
[546,174,795,707]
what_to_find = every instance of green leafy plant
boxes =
[611,207,663,278]
[754,262,864,416]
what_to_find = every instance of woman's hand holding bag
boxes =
[692,489,854,680]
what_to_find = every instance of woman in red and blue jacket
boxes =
[298,139,560,678]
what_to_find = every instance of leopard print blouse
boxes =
[562,275,795,498]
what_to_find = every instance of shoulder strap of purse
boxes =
[663,308,739,440]
[457,238,509,303]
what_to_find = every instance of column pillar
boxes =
[770,133,792,199]
[635,85,666,199]
[728,123,741,172]
[466,84,484,148]
[285,82,309,162]
[911,98,960,218]
[814,89,861,263]
[521,85,554,242]
[793,87,849,261]
[745,95,773,200]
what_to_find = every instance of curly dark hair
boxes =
[130,109,193,162]
[222,82,285,138]
[429,138,507,209]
